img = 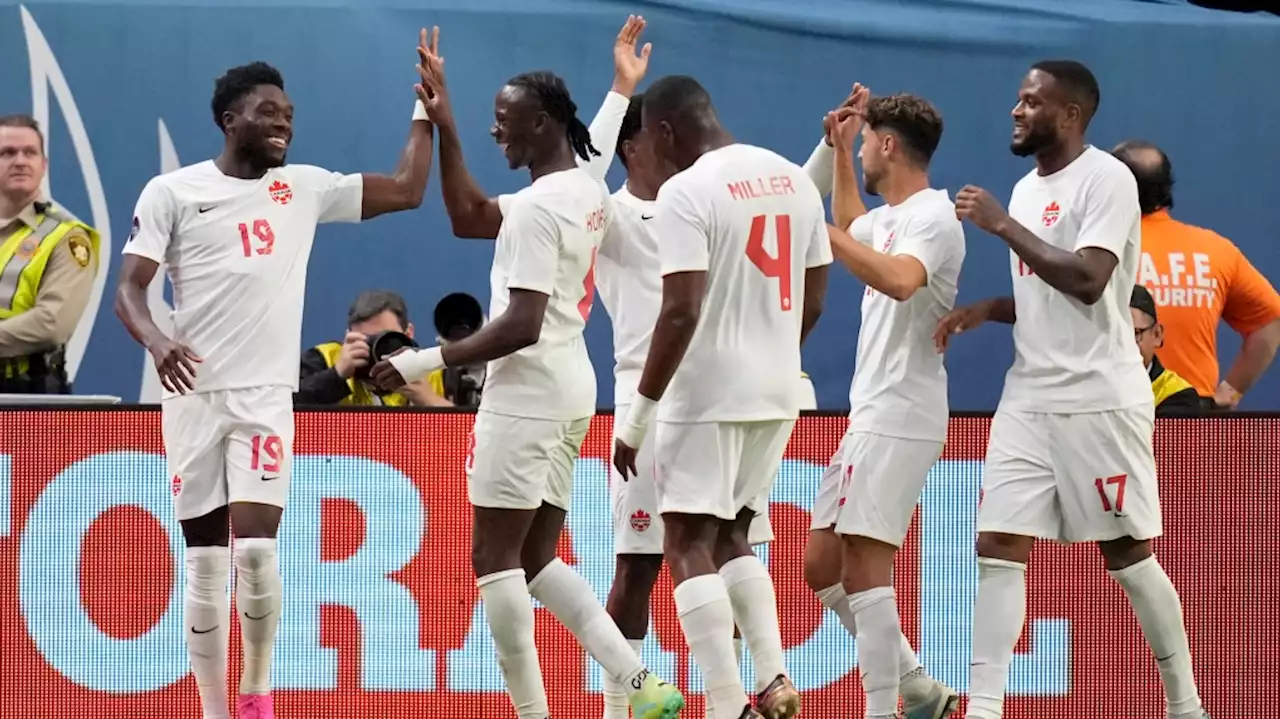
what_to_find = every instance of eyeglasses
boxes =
[1135,324,1156,341]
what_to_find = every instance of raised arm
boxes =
[581,15,651,183]
[355,28,440,220]
[802,83,864,199]
[830,84,872,232]
[415,33,504,239]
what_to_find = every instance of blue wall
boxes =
[2,0,1277,408]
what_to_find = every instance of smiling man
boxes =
[114,38,437,719]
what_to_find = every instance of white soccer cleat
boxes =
[899,667,959,719]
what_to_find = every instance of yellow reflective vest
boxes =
[0,206,99,376]
[314,341,446,406]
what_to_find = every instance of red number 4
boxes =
[577,247,598,322]
[746,214,793,312]
[251,434,283,474]
[1094,473,1127,513]
[239,219,276,257]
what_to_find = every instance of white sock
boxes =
[704,637,744,719]
[1109,556,1203,717]
[719,556,786,693]
[675,575,748,719]
[234,538,281,696]
[185,545,231,719]
[849,587,902,718]
[529,559,649,696]
[478,569,547,719]
[966,558,1026,719]
[602,638,644,719]
[816,584,923,688]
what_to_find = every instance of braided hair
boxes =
[507,71,600,162]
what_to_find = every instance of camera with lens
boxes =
[353,330,418,393]
[434,292,487,408]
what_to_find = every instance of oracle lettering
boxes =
[13,450,1070,697]
[18,452,434,693]
[727,176,795,202]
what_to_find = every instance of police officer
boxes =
[0,115,100,394]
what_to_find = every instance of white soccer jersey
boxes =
[485,167,608,420]
[1001,146,1152,412]
[847,189,965,442]
[597,185,661,406]
[655,143,834,423]
[123,160,363,396]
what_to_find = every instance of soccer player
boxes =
[804,85,963,719]
[592,90,777,719]
[113,32,438,719]
[369,30,684,719]
[612,75,833,719]
[934,60,1211,719]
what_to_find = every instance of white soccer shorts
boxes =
[652,418,795,522]
[978,404,1163,543]
[466,409,591,511]
[611,404,773,554]
[163,385,295,521]
[809,431,944,547]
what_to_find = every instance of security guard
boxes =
[0,115,100,394]
[1130,284,1206,415]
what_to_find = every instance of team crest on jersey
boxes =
[128,215,140,243]
[171,474,183,496]
[269,180,293,206]
[1042,201,1061,227]
[630,509,651,533]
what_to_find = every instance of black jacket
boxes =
[293,347,352,405]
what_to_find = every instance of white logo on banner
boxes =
[20,5,112,384]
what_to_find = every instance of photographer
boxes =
[295,290,451,407]
[431,291,487,409]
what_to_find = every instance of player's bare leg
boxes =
[666,513,758,719]
[229,502,284,719]
[602,553,664,719]
[520,504,683,719]
[181,508,233,719]
[712,510,797,719]
[805,529,956,718]
[1098,537,1208,719]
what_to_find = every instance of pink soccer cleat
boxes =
[237,693,275,719]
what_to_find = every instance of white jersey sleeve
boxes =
[504,197,561,295]
[802,139,834,198]
[1073,162,1140,259]
[803,204,834,269]
[581,91,630,183]
[122,177,177,263]
[849,207,880,245]
[656,182,712,275]
[892,211,958,279]
[289,165,363,224]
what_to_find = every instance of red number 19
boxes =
[745,214,793,312]
[251,434,283,474]
[239,219,276,257]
